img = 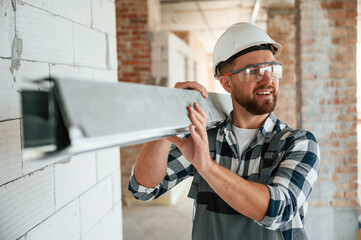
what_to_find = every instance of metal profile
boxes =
[21,78,232,161]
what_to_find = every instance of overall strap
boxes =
[259,127,293,184]
[207,127,218,158]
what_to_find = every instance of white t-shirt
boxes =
[231,123,258,157]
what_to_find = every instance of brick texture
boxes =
[268,8,297,129]
[296,0,358,209]
[116,0,159,205]
[116,0,151,84]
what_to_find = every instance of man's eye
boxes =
[248,69,258,75]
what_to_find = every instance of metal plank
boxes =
[22,78,232,161]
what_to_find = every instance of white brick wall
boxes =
[107,35,118,70]
[50,64,93,80]
[48,0,92,26]
[0,1,121,239]
[112,170,121,204]
[55,152,97,209]
[16,3,73,64]
[0,167,55,240]
[0,58,19,121]
[73,24,107,68]
[91,0,116,36]
[0,58,50,121]
[80,176,113,236]
[50,64,117,82]
[93,68,118,82]
[0,120,22,186]
[96,147,120,181]
[26,200,81,240]
[81,230,95,240]
[93,203,122,240]
[0,0,15,58]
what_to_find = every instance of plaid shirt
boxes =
[129,112,320,240]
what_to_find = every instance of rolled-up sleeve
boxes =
[128,144,193,202]
[259,130,321,230]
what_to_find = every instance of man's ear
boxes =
[219,76,233,94]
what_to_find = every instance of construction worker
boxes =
[128,22,320,240]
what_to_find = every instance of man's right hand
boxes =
[133,81,208,188]
[174,81,208,98]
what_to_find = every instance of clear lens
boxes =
[238,64,282,82]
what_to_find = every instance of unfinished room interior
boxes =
[1,0,361,239]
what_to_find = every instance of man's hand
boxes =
[167,81,211,171]
[168,82,270,222]
[174,81,208,98]
[167,102,212,171]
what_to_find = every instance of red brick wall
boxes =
[296,0,358,209]
[116,0,151,84]
[115,0,152,203]
[268,8,297,128]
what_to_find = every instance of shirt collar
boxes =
[219,111,280,139]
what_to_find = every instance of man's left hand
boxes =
[167,102,212,171]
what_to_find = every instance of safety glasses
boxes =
[223,62,282,82]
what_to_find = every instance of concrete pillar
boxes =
[115,0,162,205]
[295,0,358,239]
[267,8,297,128]
[116,0,160,84]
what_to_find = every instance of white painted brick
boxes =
[26,200,80,240]
[16,3,73,64]
[14,60,50,83]
[0,0,15,58]
[92,69,117,82]
[91,0,116,36]
[107,35,118,70]
[96,147,120,181]
[81,229,95,240]
[0,59,49,121]
[0,58,20,120]
[20,0,48,11]
[0,167,55,240]
[55,152,97,209]
[73,24,107,68]
[50,63,93,81]
[48,0,91,26]
[93,203,122,240]
[0,120,22,186]
[80,176,113,236]
[23,155,70,176]
[112,170,121,205]
[50,64,117,82]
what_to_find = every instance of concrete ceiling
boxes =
[161,0,294,53]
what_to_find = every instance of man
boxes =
[129,22,320,240]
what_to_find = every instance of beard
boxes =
[233,84,278,115]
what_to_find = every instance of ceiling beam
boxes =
[250,0,262,24]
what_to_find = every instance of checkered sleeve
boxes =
[258,130,321,230]
[128,144,193,202]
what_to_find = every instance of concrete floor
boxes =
[123,182,194,240]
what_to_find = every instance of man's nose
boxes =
[259,70,273,84]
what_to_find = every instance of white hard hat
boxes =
[212,22,282,80]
